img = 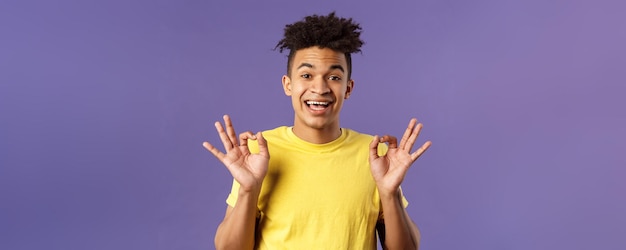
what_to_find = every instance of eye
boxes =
[329,75,341,81]
[301,73,311,79]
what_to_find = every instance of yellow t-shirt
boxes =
[226,126,408,249]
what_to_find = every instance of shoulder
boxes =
[261,126,289,139]
[342,128,375,143]
[247,126,288,153]
[260,126,293,146]
[343,128,388,155]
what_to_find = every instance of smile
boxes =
[305,101,331,111]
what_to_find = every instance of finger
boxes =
[382,135,398,149]
[410,141,432,161]
[405,123,424,152]
[255,132,270,157]
[399,118,417,150]
[215,121,234,150]
[202,141,226,161]
[369,135,381,159]
[223,115,238,147]
[239,131,256,148]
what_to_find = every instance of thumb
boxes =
[369,135,380,160]
[255,132,270,157]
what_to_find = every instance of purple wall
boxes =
[1,0,624,249]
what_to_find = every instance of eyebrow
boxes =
[297,63,345,73]
[330,65,345,72]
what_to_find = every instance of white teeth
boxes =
[306,101,329,106]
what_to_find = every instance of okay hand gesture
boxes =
[369,118,431,195]
[203,115,269,193]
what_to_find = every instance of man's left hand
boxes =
[369,118,432,195]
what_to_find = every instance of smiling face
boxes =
[282,46,354,143]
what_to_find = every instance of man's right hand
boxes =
[203,115,269,193]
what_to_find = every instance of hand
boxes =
[203,115,269,193]
[369,118,431,195]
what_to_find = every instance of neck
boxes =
[292,123,342,144]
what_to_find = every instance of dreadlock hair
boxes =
[275,12,364,79]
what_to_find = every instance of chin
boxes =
[304,118,335,130]
[306,122,328,130]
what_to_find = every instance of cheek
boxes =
[335,86,348,96]
[291,93,302,105]
[291,85,307,96]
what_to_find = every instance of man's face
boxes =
[282,47,354,132]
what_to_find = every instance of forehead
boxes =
[291,47,347,70]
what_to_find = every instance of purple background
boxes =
[1,0,625,249]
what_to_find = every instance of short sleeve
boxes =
[377,141,388,156]
[378,186,410,220]
[225,179,240,207]
[400,187,409,207]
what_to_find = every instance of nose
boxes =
[310,76,330,94]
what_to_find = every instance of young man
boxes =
[203,12,431,249]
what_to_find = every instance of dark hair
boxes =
[275,12,364,79]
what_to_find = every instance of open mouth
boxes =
[305,101,331,111]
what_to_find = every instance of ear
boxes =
[282,75,292,96]
[345,79,354,99]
